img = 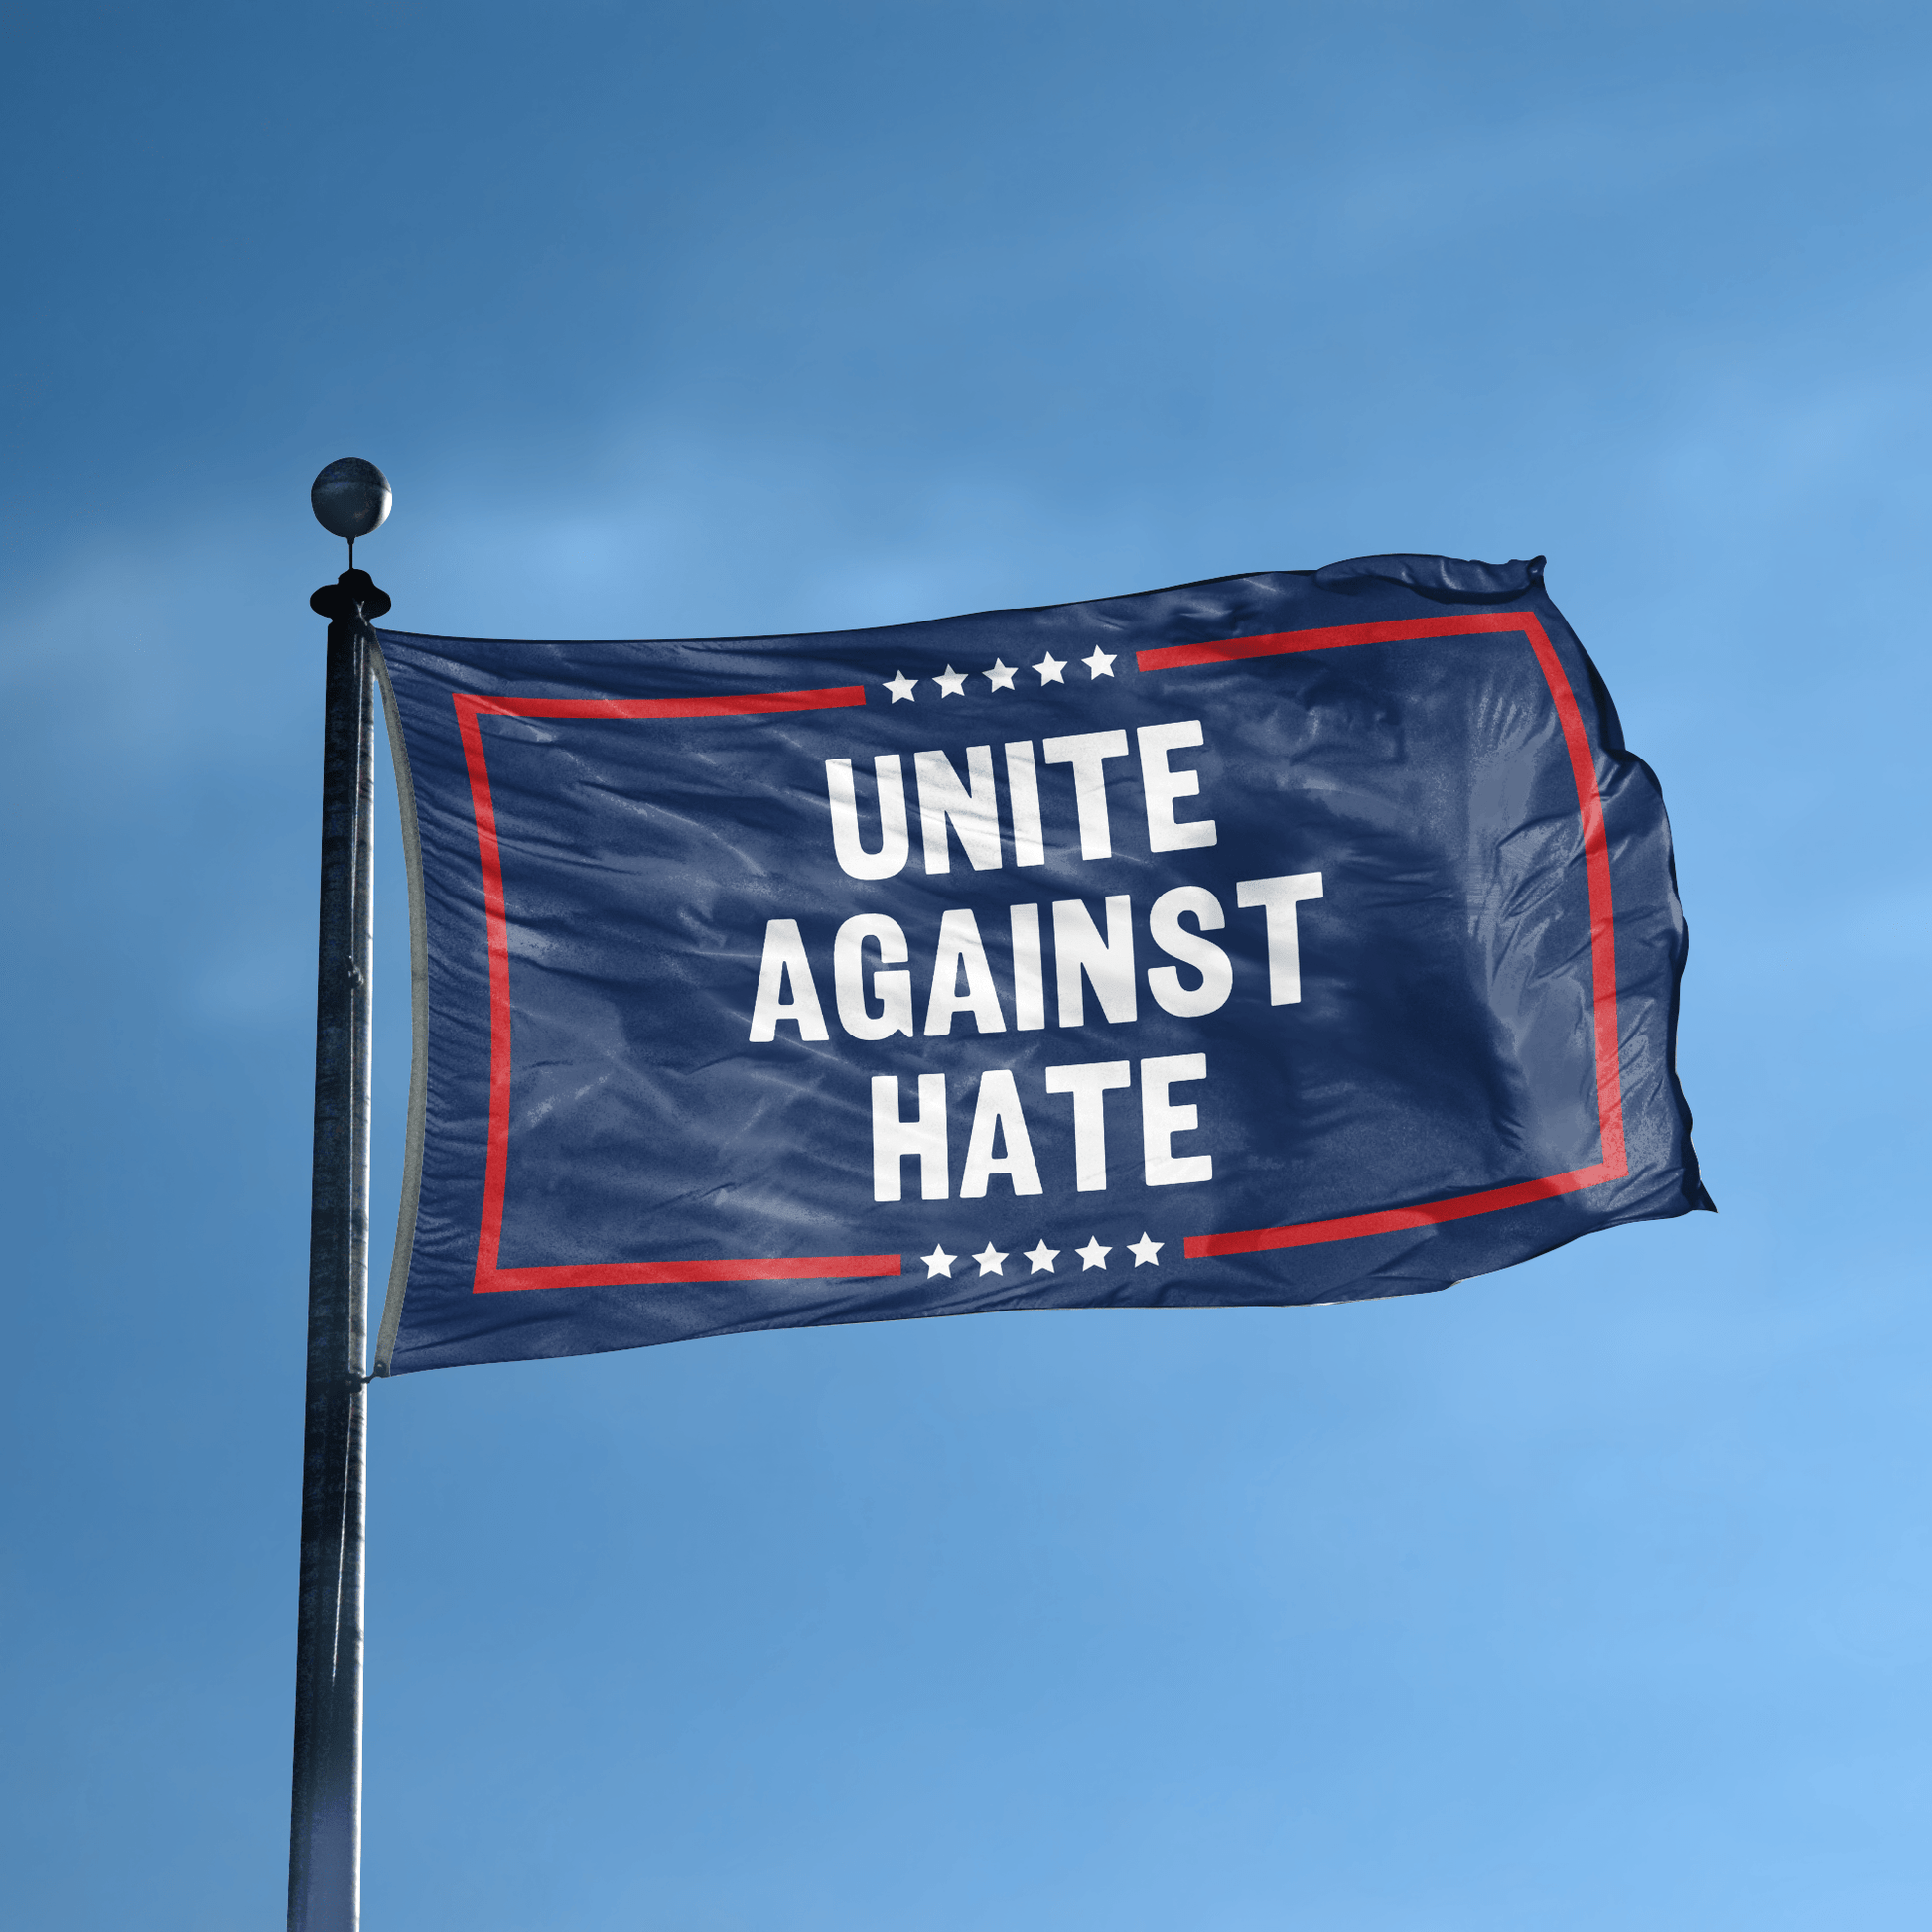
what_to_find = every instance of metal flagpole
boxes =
[291,461,392,1932]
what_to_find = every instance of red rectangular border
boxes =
[1138,611,1629,1256]
[452,614,1627,1292]
[454,683,901,1293]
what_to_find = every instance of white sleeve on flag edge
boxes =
[371,639,430,1378]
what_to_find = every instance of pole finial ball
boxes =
[311,458,393,541]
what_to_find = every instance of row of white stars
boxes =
[919,1233,1164,1279]
[884,648,1116,702]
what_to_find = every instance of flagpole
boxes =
[291,462,391,1932]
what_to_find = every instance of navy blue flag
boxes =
[369,554,1708,1376]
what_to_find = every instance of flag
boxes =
[370,554,1708,1375]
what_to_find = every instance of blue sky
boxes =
[3,3,1929,1926]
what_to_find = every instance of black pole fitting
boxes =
[310,570,392,624]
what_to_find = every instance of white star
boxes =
[984,659,1018,692]
[933,665,968,697]
[922,1245,956,1279]
[884,670,917,703]
[973,1242,1008,1276]
[1075,1236,1112,1271]
[1033,652,1066,684]
[1024,1239,1059,1275]
[1128,1232,1164,1267]
[1081,647,1117,679]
